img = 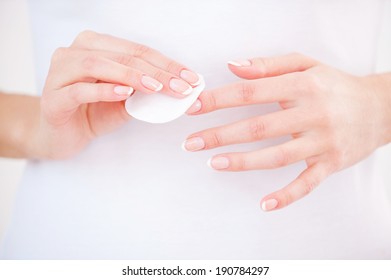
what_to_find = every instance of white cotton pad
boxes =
[125,75,205,123]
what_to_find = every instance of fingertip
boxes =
[227,59,252,67]
[169,77,193,97]
[186,99,202,115]
[261,198,279,212]
[206,157,213,168]
[207,156,230,170]
[113,85,134,97]
[180,70,201,87]
[141,75,163,92]
[227,60,260,80]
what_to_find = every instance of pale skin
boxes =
[1,31,391,211]
[0,31,200,159]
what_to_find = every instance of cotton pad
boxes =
[125,75,205,123]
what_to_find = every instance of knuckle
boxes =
[328,133,342,152]
[290,52,318,66]
[152,70,167,83]
[94,84,111,101]
[248,118,266,140]
[237,82,257,103]
[74,30,96,45]
[291,72,309,95]
[314,100,338,129]
[51,47,68,64]
[208,131,224,148]
[233,155,247,171]
[165,60,182,74]
[280,191,294,207]
[116,54,136,66]
[97,84,108,98]
[202,92,218,112]
[317,108,334,128]
[299,175,319,196]
[301,72,323,94]
[272,147,290,167]
[330,150,345,171]
[68,84,83,104]
[290,52,304,60]
[121,68,136,83]
[253,57,270,77]
[133,44,152,58]
[81,54,101,71]
[289,73,311,97]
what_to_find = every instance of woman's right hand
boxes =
[31,30,199,159]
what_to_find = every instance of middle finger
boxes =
[100,50,194,97]
[183,108,312,151]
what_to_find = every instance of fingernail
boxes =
[114,86,134,96]
[228,59,252,67]
[182,137,205,152]
[170,78,192,95]
[207,157,230,170]
[187,99,202,114]
[141,75,163,92]
[180,70,200,86]
[261,199,278,211]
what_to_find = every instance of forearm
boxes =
[0,92,41,158]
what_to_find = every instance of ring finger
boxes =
[207,137,323,171]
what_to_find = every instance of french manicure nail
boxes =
[228,59,252,67]
[261,199,278,211]
[187,99,202,114]
[170,78,192,95]
[141,75,163,92]
[207,157,230,170]
[182,137,205,152]
[114,86,134,96]
[180,69,200,86]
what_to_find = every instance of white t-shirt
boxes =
[1,0,391,259]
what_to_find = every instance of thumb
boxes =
[227,53,319,80]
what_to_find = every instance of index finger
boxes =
[189,73,303,115]
[71,31,200,85]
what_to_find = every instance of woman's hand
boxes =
[183,53,391,211]
[31,30,200,159]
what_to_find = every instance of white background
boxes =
[0,0,391,242]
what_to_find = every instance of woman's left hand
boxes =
[183,53,391,211]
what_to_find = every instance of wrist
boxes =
[0,94,46,159]
[363,73,391,147]
[22,97,49,159]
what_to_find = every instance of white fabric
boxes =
[1,0,391,259]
